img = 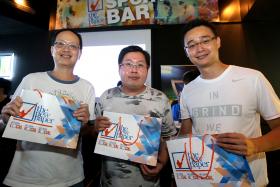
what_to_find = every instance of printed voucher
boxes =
[167,135,255,187]
[2,89,81,149]
[94,111,161,166]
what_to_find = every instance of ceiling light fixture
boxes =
[12,0,35,14]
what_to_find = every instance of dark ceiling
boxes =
[0,15,44,35]
[0,0,279,36]
[0,0,56,35]
[243,0,280,22]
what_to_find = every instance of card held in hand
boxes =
[94,111,162,166]
[2,89,81,149]
[167,134,255,187]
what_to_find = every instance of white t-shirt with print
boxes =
[4,72,96,187]
[180,65,280,186]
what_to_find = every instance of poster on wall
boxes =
[198,0,219,21]
[155,0,199,24]
[160,65,198,101]
[0,53,14,79]
[55,0,219,29]
[55,0,155,28]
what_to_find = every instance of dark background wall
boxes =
[151,22,280,96]
[0,32,53,91]
[2,22,280,96]
[0,21,279,186]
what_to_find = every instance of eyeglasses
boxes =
[184,36,216,51]
[54,41,80,51]
[120,61,147,70]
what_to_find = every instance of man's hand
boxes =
[73,103,90,124]
[140,137,168,177]
[94,116,111,133]
[81,116,111,136]
[1,96,22,124]
[140,161,164,177]
[215,133,257,156]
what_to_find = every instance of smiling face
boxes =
[119,51,148,94]
[184,25,221,68]
[51,30,81,69]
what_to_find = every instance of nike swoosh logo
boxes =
[232,78,243,82]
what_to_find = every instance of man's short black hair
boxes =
[118,45,150,68]
[181,19,218,47]
[117,80,122,87]
[50,29,83,50]
[0,78,11,94]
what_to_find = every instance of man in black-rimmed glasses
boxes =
[179,19,280,187]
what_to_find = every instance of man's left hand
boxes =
[73,103,90,124]
[140,161,164,177]
[215,132,257,156]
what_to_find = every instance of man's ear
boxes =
[50,46,54,57]
[216,36,221,49]
[185,49,189,58]
[78,50,82,59]
[118,66,121,76]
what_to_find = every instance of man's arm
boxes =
[253,117,280,152]
[81,116,111,137]
[0,98,22,134]
[216,117,280,156]
[0,117,7,135]
[1,97,22,124]
[178,118,192,136]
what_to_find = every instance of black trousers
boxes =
[0,138,16,186]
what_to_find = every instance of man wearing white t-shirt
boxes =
[179,19,280,186]
[0,29,95,187]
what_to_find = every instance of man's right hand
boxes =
[1,96,22,124]
[94,116,111,133]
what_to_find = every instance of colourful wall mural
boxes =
[55,0,219,29]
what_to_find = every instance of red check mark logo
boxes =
[104,117,121,136]
[176,152,185,168]
[91,0,101,11]
[104,124,117,136]
[19,104,36,118]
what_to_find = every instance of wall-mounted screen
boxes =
[160,65,198,101]
[0,52,14,79]
[75,29,151,97]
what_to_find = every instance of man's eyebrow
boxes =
[187,35,212,44]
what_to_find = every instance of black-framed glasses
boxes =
[184,36,216,51]
[54,41,80,51]
[120,61,147,70]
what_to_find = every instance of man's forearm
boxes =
[158,138,169,166]
[252,125,280,153]
[0,118,7,135]
[179,119,192,136]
